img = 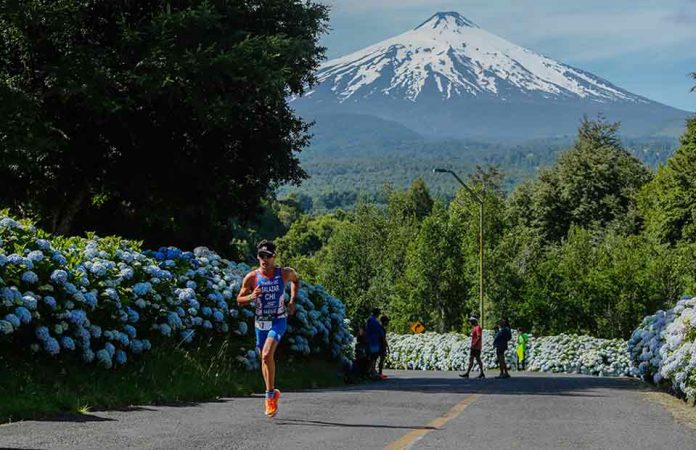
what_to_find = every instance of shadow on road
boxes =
[337,372,644,398]
[274,418,438,430]
[29,413,115,423]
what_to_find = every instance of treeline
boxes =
[279,134,678,212]
[275,117,696,339]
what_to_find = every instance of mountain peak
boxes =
[415,11,478,31]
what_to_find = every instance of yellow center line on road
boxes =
[384,393,481,450]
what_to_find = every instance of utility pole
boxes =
[433,168,484,329]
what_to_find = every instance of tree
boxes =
[639,118,696,245]
[509,116,652,242]
[0,0,328,252]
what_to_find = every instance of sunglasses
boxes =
[257,253,274,260]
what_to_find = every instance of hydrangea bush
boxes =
[629,296,696,399]
[386,332,633,377]
[0,214,352,371]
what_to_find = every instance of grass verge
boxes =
[0,338,344,424]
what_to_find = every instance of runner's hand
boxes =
[251,286,262,300]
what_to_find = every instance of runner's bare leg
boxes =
[261,338,279,392]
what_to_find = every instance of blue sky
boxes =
[320,0,696,112]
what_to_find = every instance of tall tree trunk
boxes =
[55,189,87,236]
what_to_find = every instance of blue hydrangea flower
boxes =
[21,271,39,284]
[126,307,139,323]
[201,307,212,317]
[192,317,203,326]
[27,250,44,262]
[54,323,64,334]
[64,283,78,295]
[186,280,197,289]
[114,350,127,365]
[61,336,76,350]
[0,217,19,228]
[176,307,186,317]
[96,349,112,368]
[7,254,23,265]
[104,288,118,300]
[36,239,51,250]
[177,288,196,302]
[133,282,151,296]
[22,295,37,310]
[180,329,195,343]
[130,339,144,354]
[84,292,97,308]
[89,325,102,338]
[75,326,91,342]
[52,253,68,265]
[44,337,60,355]
[203,320,213,330]
[118,332,130,346]
[83,349,95,363]
[0,254,7,266]
[159,323,172,336]
[213,310,225,322]
[67,309,86,326]
[104,342,116,357]
[238,322,248,335]
[167,312,183,329]
[4,314,20,328]
[135,298,147,309]
[50,269,69,285]
[0,320,13,334]
[142,339,152,351]
[90,262,107,276]
[35,326,50,341]
[15,306,32,324]
[123,325,137,338]
[221,323,229,333]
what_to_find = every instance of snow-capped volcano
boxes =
[292,12,687,140]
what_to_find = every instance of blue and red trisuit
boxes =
[254,267,287,349]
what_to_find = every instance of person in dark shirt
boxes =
[366,308,384,379]
[493,319,512,379]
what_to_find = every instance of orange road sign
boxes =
[410,321,426,334]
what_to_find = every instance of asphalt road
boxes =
[2,370,696,449]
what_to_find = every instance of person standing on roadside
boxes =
[460,316,485,378]
[516,327,530,371]
[493,319,512,379]
[366,308,384,379]
[237,240,299,417]
[378,315,390,379]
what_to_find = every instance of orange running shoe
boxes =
[265,389,280,417]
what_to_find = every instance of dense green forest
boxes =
[271,117,696,340]
[278,133,679,211]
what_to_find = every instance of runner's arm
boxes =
[237,272,260,306]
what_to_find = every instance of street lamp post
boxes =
[433,168,484,329]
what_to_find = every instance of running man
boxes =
[237,240,299,417]
[459,316,485,378]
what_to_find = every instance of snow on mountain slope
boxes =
[308,12,647,104]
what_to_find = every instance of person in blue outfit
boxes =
[493,319,513,379]
[366,308,385,380]
[237,240,299,417]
